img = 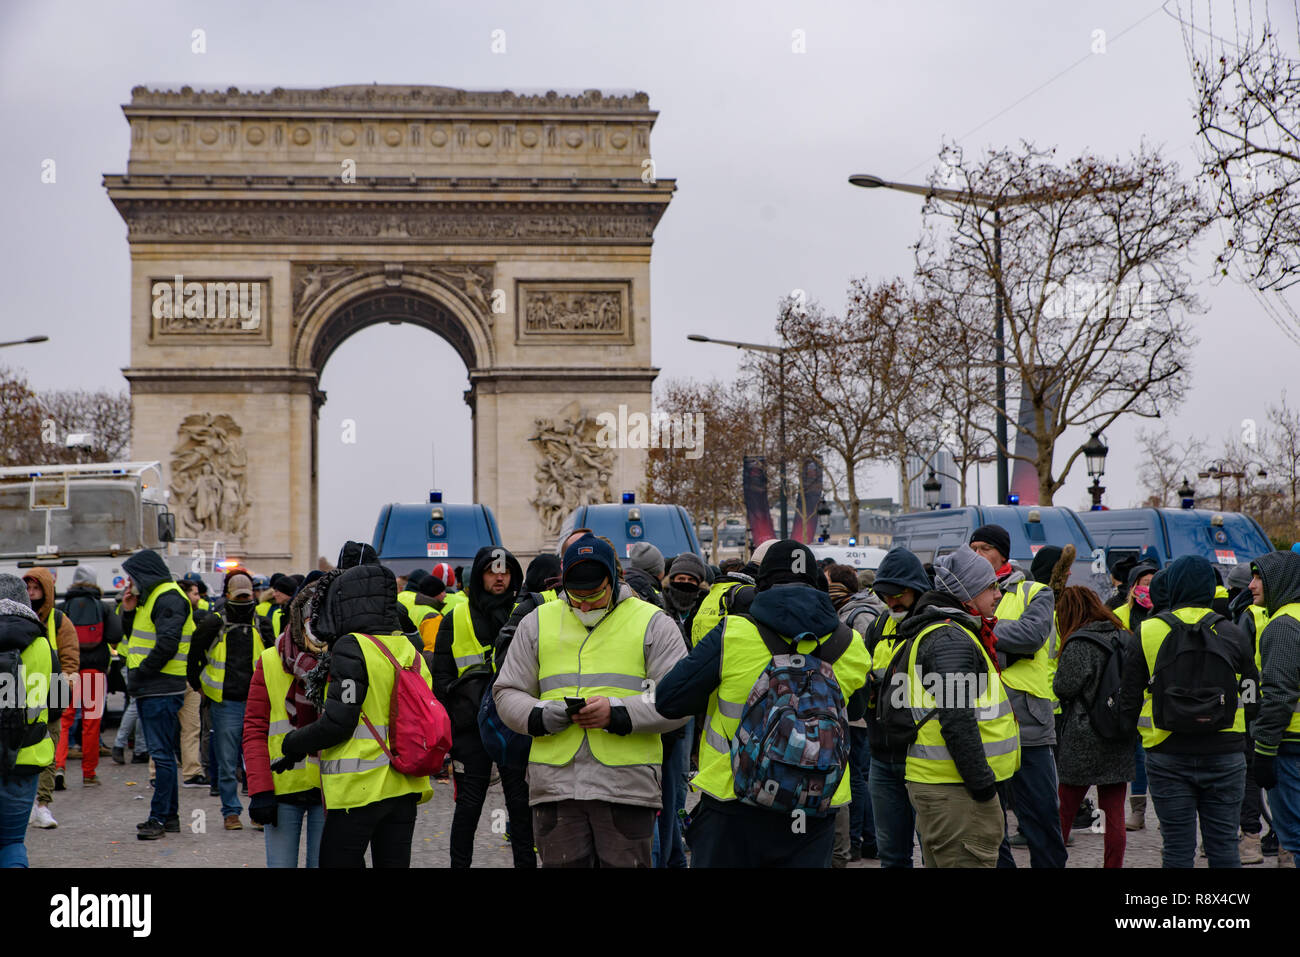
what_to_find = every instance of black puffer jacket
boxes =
[58,584,123,673]
[281,564,402,758]
[0,599,55,778]
[1252,550,1300,756]
[624,567,663,608]
[121,549,191,697]
[896,590,1002,799]
[188,601,258,702]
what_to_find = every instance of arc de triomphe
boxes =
[106,85,674,567]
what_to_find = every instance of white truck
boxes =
[0,461,228,597]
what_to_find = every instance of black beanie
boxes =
[417,574,446,599]
[1030,545,1063,585]
[407,568,429,588]
[524,554,562,593]
[756,540,821,591]
[270,573,293,596]
[970,524,1011,562]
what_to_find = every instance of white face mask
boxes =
[888,609,908,622]
[573,607,606,628]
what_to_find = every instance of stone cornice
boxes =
[104,173,674,195]
[110,198,670,245]
[126,85,657,118]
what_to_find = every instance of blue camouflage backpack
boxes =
[730,615,853,818]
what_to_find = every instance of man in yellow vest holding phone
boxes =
[494,534,688,867]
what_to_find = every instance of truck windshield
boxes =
[0,485,140,555]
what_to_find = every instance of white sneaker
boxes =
[30,804,58,829]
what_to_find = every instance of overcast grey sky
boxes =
[1,0,1293,560]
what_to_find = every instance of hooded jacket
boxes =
[623,566,664,608]
[58,578,124,674]
[188,597,259,703]
[493,578,688,809]
[23,567,79,677]
[1251,551,1300,756]
[1118,555,1259,755]
[120,549,191,697]
[0,597,55,778]
[281,563,405,759]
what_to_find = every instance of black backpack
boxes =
[1066,629,1134,741]
[874,631,939,750]
[1148,612,1239,734]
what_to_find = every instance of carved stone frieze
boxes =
[170,413,251,541]
[528,401,617,540]
[516,281,631,343]
[290,262,494,318]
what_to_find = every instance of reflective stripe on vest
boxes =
[126,582,195,675]
[693,614,873,805]
[995,580,1054,701]
[259,648,321,795]
[690,581,741,646]
[202,622,265,704]
[15,633,55,768]
[318,633,434,811]
[450,602,490,677]
[1137,608,1247,749]
[1261,605,1300,735]
[904,620,1021,784]
[530,597,663,768]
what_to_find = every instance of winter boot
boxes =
[1126,795,1146,831]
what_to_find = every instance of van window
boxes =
[579,506,699,560]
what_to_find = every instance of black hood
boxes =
[1252,550,1300,616]
[0,610,45,655]
[1149,568,1171,614]
[468,546,523,608]
[873,546,933,597]
[1164,555,1216,610]
[524,554,562,593]
[336,540,378,570]
[313,564,399,641]
[122,548,174,599]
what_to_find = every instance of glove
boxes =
[270,752,303,775]
[539,700,572,735]
[1254,753,1278,790]
[248,792,277,826]
[125,669,138,695]
[967,782,999,803]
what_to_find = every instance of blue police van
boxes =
[559,499,704,563]
[371,495,502,578]
[891,505,1100,585]
[1079,507,1273,575]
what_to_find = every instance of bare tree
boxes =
[1189,21,1300,293]
[1136,427,1207,508]
[916,142,1210,503]
[0,366,46,466]
[39,388,132,462]
[1266,392,1300,539]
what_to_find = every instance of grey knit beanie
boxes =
[933,546,997,605]
[667,552,707,584]
[628,542,665,579]
[72,565,98,587]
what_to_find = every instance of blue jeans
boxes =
[114,698,150,757]
[1267,753,1300,865]
[265,800,325,868]
[0,774,39,867]
[1146,750,1246,868]
[868,755,916,868]
[137,694,183,823]
[1133,739,1147,795]
[849,727,874,846]
[210,699,246,818]
[654,718,691,868]
[997,745,1067,868]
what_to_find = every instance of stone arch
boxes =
[293,269,494,374]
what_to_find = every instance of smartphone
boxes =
[564,696,587,715]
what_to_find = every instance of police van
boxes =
[811,544,890,571]
[891,505,1099,585]
[559,498,704,563]
[371,494,503,578]
[1080,507,1273,575]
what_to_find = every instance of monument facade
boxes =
[107,85,674,565]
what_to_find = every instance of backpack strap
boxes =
[356,634,404,761]
[736,615,854,665]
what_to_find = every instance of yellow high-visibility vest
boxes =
[126,582,194,676]
[319,633,434,811]
[16,633,56,768]
[903,620,1021,785]
[690,580,745,646]
[995,580,1054,702]
[450,602,491,677]
[258,648,321,795]
[530,597,663,768]
[201,620,265,704]
[693,615,872,805]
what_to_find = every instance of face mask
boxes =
[1132,585,1152,610]
[888,609,908,622]
[572,607,606,628]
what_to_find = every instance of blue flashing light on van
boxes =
[371,501,502,578]
[1079,507,1273,574]
[559,503,703,562]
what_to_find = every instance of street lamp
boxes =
[817,500,832,542]
[1198,460,1246,511]
[848,172,1141,507]
[688,333,791,538]
[1177,476,1196,510]
[923,469,942,510]
[1082,431,1108,510]
[0,335,49,349]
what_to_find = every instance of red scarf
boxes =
[978,616,1001,672]
[276,632,320,728]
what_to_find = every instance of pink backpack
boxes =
[359,635,452,776]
